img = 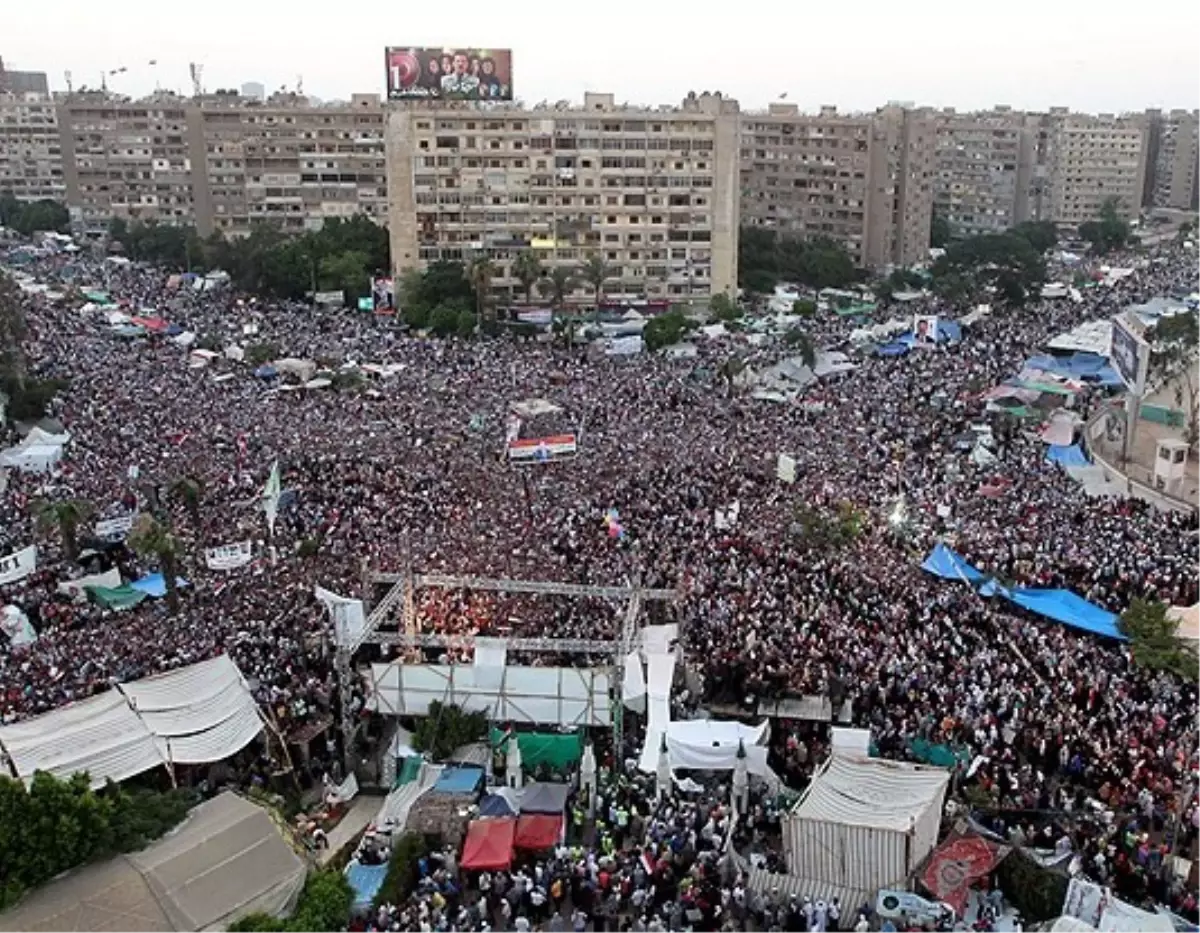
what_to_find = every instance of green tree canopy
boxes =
[1078,198,1132,255]
[709,292,742,322]
[642,310,695,352]
[0,194,69,235]
[1119,598,1197,681]
[738,227,861,293]
[930,230,1046,308]
[412,702,487,761]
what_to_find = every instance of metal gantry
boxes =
[334,564,678,777]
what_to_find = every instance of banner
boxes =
[776,453,796,484]
[921,832,1009,915]
[507,435,577,464]
[95,514,135,541]
[914,314,939,345]
[1110,314,1149,394]
[314,585,366,647]
[261,461,281,535]
[372,276,395,313]
[0,545,37,585]
[312,290,344,306]
[205,541,253,571]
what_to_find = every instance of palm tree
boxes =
[128,514,182,614]
[467,254,496,325]
[32,499,92,561]
[170,476,203,526]
[717,357,746,399]
[538,266,576,311]
[512,250,543,306]
[578,254,611,318]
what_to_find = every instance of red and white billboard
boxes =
[507,434,577,464]
[385,48,513,101]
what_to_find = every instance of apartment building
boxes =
[386,91,741,304]
[0,92,65,203]
[739,103,935,269]
[194,92,386,237]
[0,59,50,96]
[1039,109,1149,226]
[1144,109,1198,211]
[932,107,1037,237]
[56,93,201,235]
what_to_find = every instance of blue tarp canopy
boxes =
[129,573,188,598]
[345,862,388,909]
[1046,444,1090,467]
[1005,587,1124,640]
[1025,352,1123,386]
[432,765,485,795]
[253,365,278,379]
[921,543,985,583]
[479,793,518,817]
[876,342,910,357]
[940,320,963,343]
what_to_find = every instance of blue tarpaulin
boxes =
[432,765,485,795]
[254,365,278,379]
[1005,587,1124,640]
[129,573,188,598]
[479,793,518,817]
[1024,353,1123,386]
[876,342,910,357]
[921,543,985,583]
[1046,444,1090,467]
[346,862,388,909]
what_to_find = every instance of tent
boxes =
[0,792,305,932]
[479,793,519,818]
[514,813,563,851]
[1003,588,1123,640]
[431,765,485,796]
[460,818,516,871]
[489,728,582,770]
[921,544,985,583]
[782,755,950,893]
[519,782,570,815]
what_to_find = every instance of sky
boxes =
[6,0,1199,114]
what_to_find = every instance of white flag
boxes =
[261,461,281,535]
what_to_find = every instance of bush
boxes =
[373,833,429,910]
[246,343,280,367]
[412,701,486,762]
[0,772,197,910]
[1,375,68,423]
[429,306,460,337]
[229,869,353,933]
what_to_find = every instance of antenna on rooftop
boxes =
[188,62,204,98]
[63,70,73,94]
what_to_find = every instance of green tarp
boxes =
[490,728,583,770]
[84,291,113,305]
[394,755,423,789]
[85,584,148,611]
[835,302,877,317]
[907,737,970,770]
[1141,404,1185,427]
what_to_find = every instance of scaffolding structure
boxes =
[336,564,678,777]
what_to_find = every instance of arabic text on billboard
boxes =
[385,48,513,101]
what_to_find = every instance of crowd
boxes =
[1,239,1197,925]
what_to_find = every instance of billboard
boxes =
[372,276,395,314]
[913,314,939,345]
[1110,314,1149,394]
[385,47,513,101]
[507,435,577,464]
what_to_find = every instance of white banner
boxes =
[1,605,37,647]
[205,541,253,571]
[314,585,366,647]
[776,453,796,484]
[95,514,135,540]
[0,545,38,585]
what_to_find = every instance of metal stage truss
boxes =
[335,564,680,776]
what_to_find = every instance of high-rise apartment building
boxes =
[932,107,1037,237]
[193,92,386,237]
[386,91,742,304]
[1144,109,1199,211]
[0,92,65,203]
[0,58,50,97]
[739,103,935,269]
[1038,109,1149,226]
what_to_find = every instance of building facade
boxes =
[386,91,742,305]
[0,92,65,203]
[1039,109,1149,226]
[739,103,935,269]
[932,107,1037,238]
[0,59,50,97]
[1144,109,1199,211]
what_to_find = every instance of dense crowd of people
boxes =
[1,238,1197,926]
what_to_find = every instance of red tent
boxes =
[461,818,515,870]
[130,316,168,333]
[514,813,563,851]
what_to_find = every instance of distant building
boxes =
[1144,109,1199,210]
[385,90,742,303]
[0,57,49,96]
[0,91,64,202]
[240,82,265,102]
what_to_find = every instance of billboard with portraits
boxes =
[385,47,513,101]
[1109,314,1149,394]
[913,314,939,345]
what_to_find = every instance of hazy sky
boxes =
[7,0,1199,113]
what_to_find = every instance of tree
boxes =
[1149,310,1199,448]
[578,254,611,315]
[412,702,487,761]
[1119,598,1197,681]
[642,310,691,352]
[467,254,496,324]
[128,514,183,614]
[1078,197,1131,255]
[455,309,478,338]
[791,501,866,550]
[512,250,543,305]
[32,499,92,561]
[930,231,1046,308]
[1011,220,1058,254]
[229,869,353,932]
[782,327,816,367]
[317,250,369,301]
[709,292,742,322]
[738,227,860,293]
[792,298,817,316]
[930,207,954,249]
[170,476,204,526]
[0,195,69,236]
[428,305,460,337]
[538,266,576,311]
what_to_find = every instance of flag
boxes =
[261,460,281,534]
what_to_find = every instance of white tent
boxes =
[781,755,950,892]
[0,655,263,787]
